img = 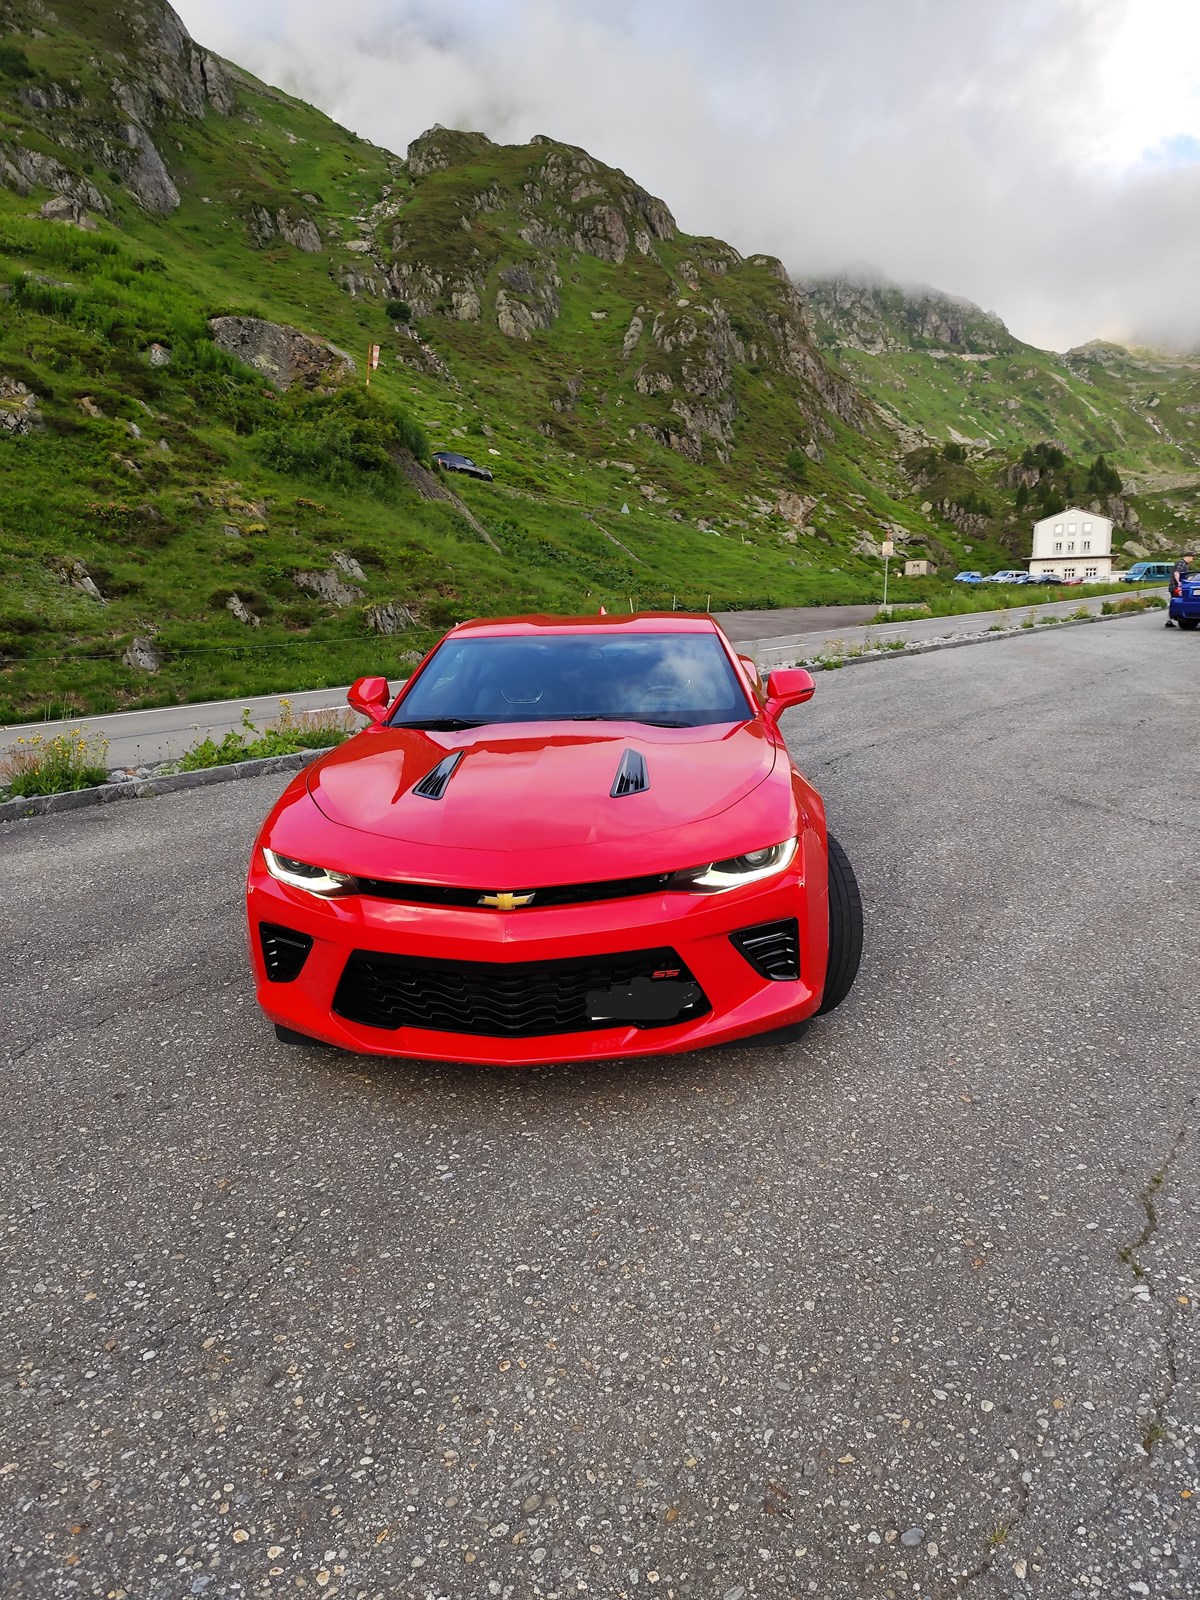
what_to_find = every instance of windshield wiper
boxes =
[570,714,691,727]
[389,717,493,730]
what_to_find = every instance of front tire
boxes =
[817,833,864,1015]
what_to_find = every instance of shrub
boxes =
[176,703,357,770]
[255,388,427,489]
[385,299,412,323]
[784,448,809,483]
[1,729,109,796]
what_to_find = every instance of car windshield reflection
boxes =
[388,633,753,729]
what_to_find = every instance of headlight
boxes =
[671,837,798,892]
[262,848,358,896]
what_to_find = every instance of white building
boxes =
[1028,506,1114,581]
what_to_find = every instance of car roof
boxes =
[448,612,725,639]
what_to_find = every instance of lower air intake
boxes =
[730,918,800,981]
[333,946,709,1037]
[259,923,314,983]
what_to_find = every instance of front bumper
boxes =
[246,845,829,1066]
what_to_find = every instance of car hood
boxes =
[306,721,777,850]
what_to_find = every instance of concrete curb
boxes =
[0,606,1160,827]
[782,606,1149,674]
[0,747,330,827]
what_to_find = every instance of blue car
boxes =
[1169,572,1200,630]
[953,571,983,584]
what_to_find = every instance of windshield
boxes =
[389,632,753,729]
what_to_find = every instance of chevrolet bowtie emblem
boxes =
[479,890,535,910]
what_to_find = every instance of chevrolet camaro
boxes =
[246,613,863,1066]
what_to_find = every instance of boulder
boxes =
[226,594,261,628]
[331,551,367,582]
[293,569,364,608]
[65,561,106,602]
[39,195,97,230]
[208,316,356,390]
[123,637,162,673]
[276,210,322,253]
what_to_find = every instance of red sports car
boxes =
[246,613,862,1066]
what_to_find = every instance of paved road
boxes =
[3,614,1198,1599]
[0,593,1156,769]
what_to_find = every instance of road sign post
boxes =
[881,539,894,609]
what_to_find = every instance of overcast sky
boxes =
[174,0,1200,352]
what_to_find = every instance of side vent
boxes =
[730,919,800,981]
[412,750,464,801]
[610,748,649,798]
[260,923,314,983]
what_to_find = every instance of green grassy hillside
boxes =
[0,0,1026,721]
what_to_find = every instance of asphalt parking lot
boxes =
[2,615,1198,1599]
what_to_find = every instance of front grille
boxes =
[260,922,314,983]
[333,946,710,1037]
[354,870,674,910]
[730,918,800,981]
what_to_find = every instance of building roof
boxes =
[1032,505,1113,526]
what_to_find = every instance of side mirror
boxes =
[347,675,391,724]
[764,667,816,720]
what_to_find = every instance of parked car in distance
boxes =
[1122,561,1173,583]
[1025,572,1066,585]
[981,570,1028,584]
[953,570,983,584]
[1168,573,1200,629]
[432,449,494,482]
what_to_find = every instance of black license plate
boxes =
[585,976,700,1024]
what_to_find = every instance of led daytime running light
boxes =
[263,848,358,896]
[676,837,798,892]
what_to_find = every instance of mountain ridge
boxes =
[2,0,1198,721]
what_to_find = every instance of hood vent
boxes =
[610,748,649,798]
[412,750,464,801]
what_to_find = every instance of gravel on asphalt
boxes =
[1,612,1197,1599]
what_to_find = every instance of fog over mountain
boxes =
[177,0,1200,353]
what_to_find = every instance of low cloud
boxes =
[176,0,1200,351]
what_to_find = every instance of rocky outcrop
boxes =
[495,263,561,340]
[39,195,97,229]
[63,561,106,602]
[406,126,496,177]
[122,123,180,213]
[208,317,356,389]
[293,568,364,607]
[225,594,261,627]
[366,601,417,634]
[0,375,43,435]
[245,205,321,251]
[802,273,1013,357]
[0,144,111,214]
[123,636,162,673]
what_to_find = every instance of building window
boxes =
[1055,524,1064,534]
[1083,523,1093,533]
[1054,541,1062,553]
[1068,523,1077,533]
[1067,542,1075,552]
[1064,566,1076,577]
[1083,540,1091,551]
[1085,565,1097,576]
